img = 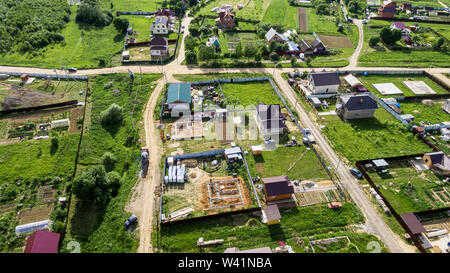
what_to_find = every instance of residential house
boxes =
[24,230,60,253]
[262,176,295,202]
[263,205,281,225]
[151,16,169,34]
[215,8,235,29]
[298,39,314,55]
[287,41,299,52]
[307,71,341,94]
[422,152,450,175]
[206,36,221,51]
[149,37,169,59]
[378,0,396,18]
[390,22,411,38]
[265,28,289,44]
[166,83,191,117]
[256,103,287,138]
[336,94,379,120]
[310,36,327,53]
[155,9,174,18]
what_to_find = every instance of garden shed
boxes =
[372,159,389,170]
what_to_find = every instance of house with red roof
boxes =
[24,230,60,253]
[378,0,396,18]
[215,9,235,29]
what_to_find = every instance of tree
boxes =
[197,45,215,62]
[102,152,117,172]
[234,42,244,59]
[185,50,197,64]
[369,36,380,47]
[101,103,123,125]
[72,166,118,206]
[51,137,59,151]
[348,0,361,13]
[105,171,121,196]
[113,18,129,33]
[184,35,196,51]
[432,38,445,51]
[244,44,257,61]
[379,27,401,45]
[316,4,330,15]
[254,50,262,62]
[337,25,344,33]
[269,52,280,61]
[269,40,278,53]
[76,0,113,27]
[291,56,297,67]
[189,25,200,36]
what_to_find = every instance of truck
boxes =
[140,147,150,178]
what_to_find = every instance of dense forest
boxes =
[0,0,71,55]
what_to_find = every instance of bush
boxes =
[369,36,380,47]
[100,103,123,125]
[113,18,129,33]
[51,137,59,150]
[102,152,117,172]
[72,166,116,206]
[75,0,113,27]
[269,52,280,61]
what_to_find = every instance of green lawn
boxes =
[357,74,449,97]
[158,202,387,253]
[0,6,125,69]
[63,73,162,253]
[221,81,282,107]
[321,107,431,163]
[172,73,269,82]
[196,0,271,21]
[400,100,449,124]
[368,159,449,214]
[245,145,329,181]
[262,0,299,30]
[106,0,159,11]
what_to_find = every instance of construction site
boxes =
[200,176,252,212]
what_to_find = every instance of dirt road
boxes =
[348,19,364,68]
[272,72,416,253]
[127,77,164,253]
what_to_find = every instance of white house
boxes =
[151,16,169,34]
[307,71,341,94]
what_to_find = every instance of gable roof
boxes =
[24,230,60,253]
[287,41,299,52]
[264,205,281,221]
[155,9,174,17]
[149,36,168,46]
[167,83,191,104]
[256,103,287,131]
[265,28,288,42]
[391,22,406,29]
[381,6,396,13]
[424,152,450,170]
[155,16,168,25]
[298,39,312,51]
[309,71,341,86]
[225,247,272,253]
[340,94,378,111]
[311,39,325,49]
[262,176,294,196]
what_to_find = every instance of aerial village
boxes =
[0,0,449,256]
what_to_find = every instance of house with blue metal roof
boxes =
[166,83,192,117]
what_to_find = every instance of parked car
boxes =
[362,19,367,24]
[68,67,77,73]
[347,17,353,23]
[350,168,362,179]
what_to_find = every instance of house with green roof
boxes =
[166,83,192,117]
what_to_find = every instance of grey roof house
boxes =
[256,103,287,137]
[336,94,379,120]
[307,71,341,94]
[265,28,288,44]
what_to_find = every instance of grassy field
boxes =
[400,99,449,124]
[63,73,162,253]
[220,81,282,106]
[367,159,450,214]
[245,145,329,181]
[262,0,299,30]
[321,107,432,163]
[359,22,450,68]
[357,74,449,97]
[0,6,124,69]
[173,73,269,82]
[196,0,271,21]
[108,0,159,11]
[158,202,387,253]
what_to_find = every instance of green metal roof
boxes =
[166,83,191,104]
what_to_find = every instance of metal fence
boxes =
[367,92,409,125]
[0,72,88,81]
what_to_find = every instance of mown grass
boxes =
[196,0,270,21]
[321,107,431,163]
[158,202,387,253]
[221,81,282,107]
[245,145,329,181]
[262,0,299,30]
[0,6,124,69]
[63,73,162,253]
[172,73,269,82]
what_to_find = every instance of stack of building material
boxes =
[165,164,186,183]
